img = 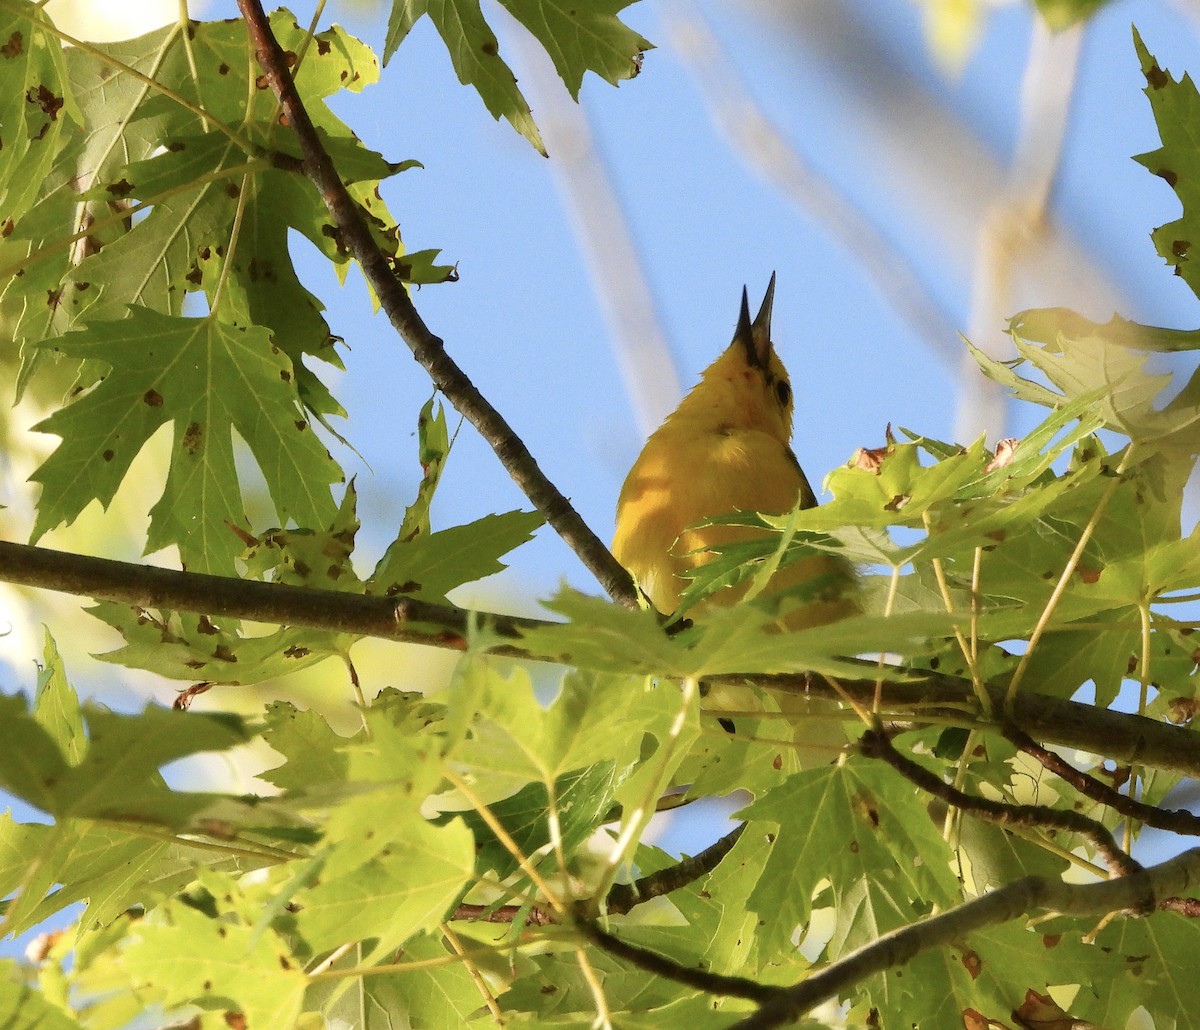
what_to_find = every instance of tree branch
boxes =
[574,919,773,1003]
[600,824,745,917]
[233,0,638,608]
[0,540,540,650]
[567,848,1200,1028]
[730,849,1200,1029]
[4,539,1200,778]
[449,824,746,927]
[449,902,555,927]
[860,728,1140,877]
[1003,724,1200,836]
[724,669,1200,778]
[664,4,962,368]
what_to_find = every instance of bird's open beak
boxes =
[735,272,777,368]
[753,272,776,342]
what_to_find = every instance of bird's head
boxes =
[674,273,794,444]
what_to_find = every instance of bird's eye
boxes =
[774,380,792,407]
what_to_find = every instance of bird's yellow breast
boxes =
[613,419,807,613]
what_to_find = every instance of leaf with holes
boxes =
[31,308,342,573]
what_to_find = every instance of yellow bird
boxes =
[612,274,852,624]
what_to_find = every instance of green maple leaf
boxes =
[355,934,483,1027]
[1075,912,1200,1027]
[1,23,179,381]
[385,0,651,154]
[370,508,542,602]
[741,758,960,961]
[297,818,475,962]
[31,308,342,573]
[0,815,179,938]
[8,11,425,414]
[1134,30,1200,303]
[500,0,650,95]
[123,901,307,1029]
[0,2,77,233]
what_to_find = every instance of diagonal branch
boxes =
[575,917,773,1002]
[233,0,638,609]
[600,823,745,916]
[730,849,1200,1030]
[1003,724,1200,836]
[664,4,961,367]
[571,848,1200,1028]
[449,824,746,927]
[860,728,1140,877]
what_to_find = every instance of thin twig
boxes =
[574,919,773,1003]
[448,902,554,927]
[601,823,744,916]
[860,729,1140,877]
[449,823,746,927]
[233,0,638,608]
[1003,725,1200,836]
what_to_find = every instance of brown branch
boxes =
[5,539,1200,778]
[0,540,536,650]
[448,824,747,927]
[599,824,745,916]
[566,849,1200,1028]
[233,0,638,609]
[860,729,1142,877]
[449,902,555,927]
[574,919,773,1003]
[464,852,1200,1023]
[732,669,1200,779]
[729,849,1200,1029]
[1003,724,1200,836]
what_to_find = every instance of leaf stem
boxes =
[587,675,699,914]
[872,564,902,713]
[441,921,504,1021]
[924,511,993,718]
[441,767,567,916]
[1004,454,1130,706]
